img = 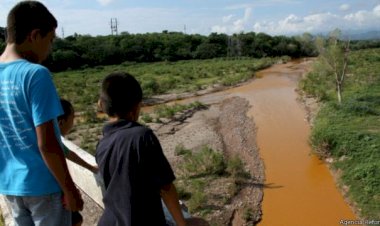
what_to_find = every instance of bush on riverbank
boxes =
[300,48,380,219]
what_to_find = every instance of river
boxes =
[144,59,357,225]
[237,60,356,225]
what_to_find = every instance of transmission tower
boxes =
[110,18,118,35]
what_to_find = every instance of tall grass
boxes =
[300,48,380,219]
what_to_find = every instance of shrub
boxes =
[154,104,185,119]
[141,78,159,96]
[187,179,207,212]
[174,144,191,156]
[243,207,254,222]
[180,146,225,177]
[226,155,250,179]
[187,190,206,212]
[139,112,153,123]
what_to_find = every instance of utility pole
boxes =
[110,18,118,35]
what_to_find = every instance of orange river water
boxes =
[143,59,357,225]
[240,60,357,226]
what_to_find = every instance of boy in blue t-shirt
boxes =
[96,72,188,226]
[0,1,83,225]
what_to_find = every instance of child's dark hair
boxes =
[7,1,57,44]
[58,98,74,121]
[100,72,143,117]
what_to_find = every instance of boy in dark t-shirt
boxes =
[95,72,187,226]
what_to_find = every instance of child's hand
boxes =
[62,188,84,211]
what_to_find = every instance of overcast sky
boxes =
[0,0,379,37]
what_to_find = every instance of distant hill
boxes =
[341,30,380,40]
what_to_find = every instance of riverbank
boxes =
[298,48,380,220]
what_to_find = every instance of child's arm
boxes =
[161,183,187,226]
[66,150,98,174]
[36,120,84,211]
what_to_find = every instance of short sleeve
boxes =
[29,67,63,126]
[141,130,175,188]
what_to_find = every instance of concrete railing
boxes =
[61,138,105,208]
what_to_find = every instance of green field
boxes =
[300,48,380,219]
[54,57,285,155]
[53,57,286,113]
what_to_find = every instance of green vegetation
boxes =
[180,146,226,178]
[154,101,206,119]
[139,101,207,125]
[300,48,380,219]
[53,57,282,112]
[243,206,254,222]
[41,31,317,72]
[175,145,250,215]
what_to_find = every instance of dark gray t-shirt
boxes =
[96,120,175,226]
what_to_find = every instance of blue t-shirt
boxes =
[0,59,64,196]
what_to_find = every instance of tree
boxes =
[296,32,317,56]
[0,27,6,42]
[316,29,350,104]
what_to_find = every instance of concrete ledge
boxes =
[62,138,105,208]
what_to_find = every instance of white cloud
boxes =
[212,7,252,34]
[253,4,380,35]
[223,15,234,23]
[253,12,341,35]
[232,7,251,32]
[340,4,350,11]
[211,25,228,33]
[226,0,301,10]
[97,0,114,6]
[374,4,380,17]
[343,4,380,28]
